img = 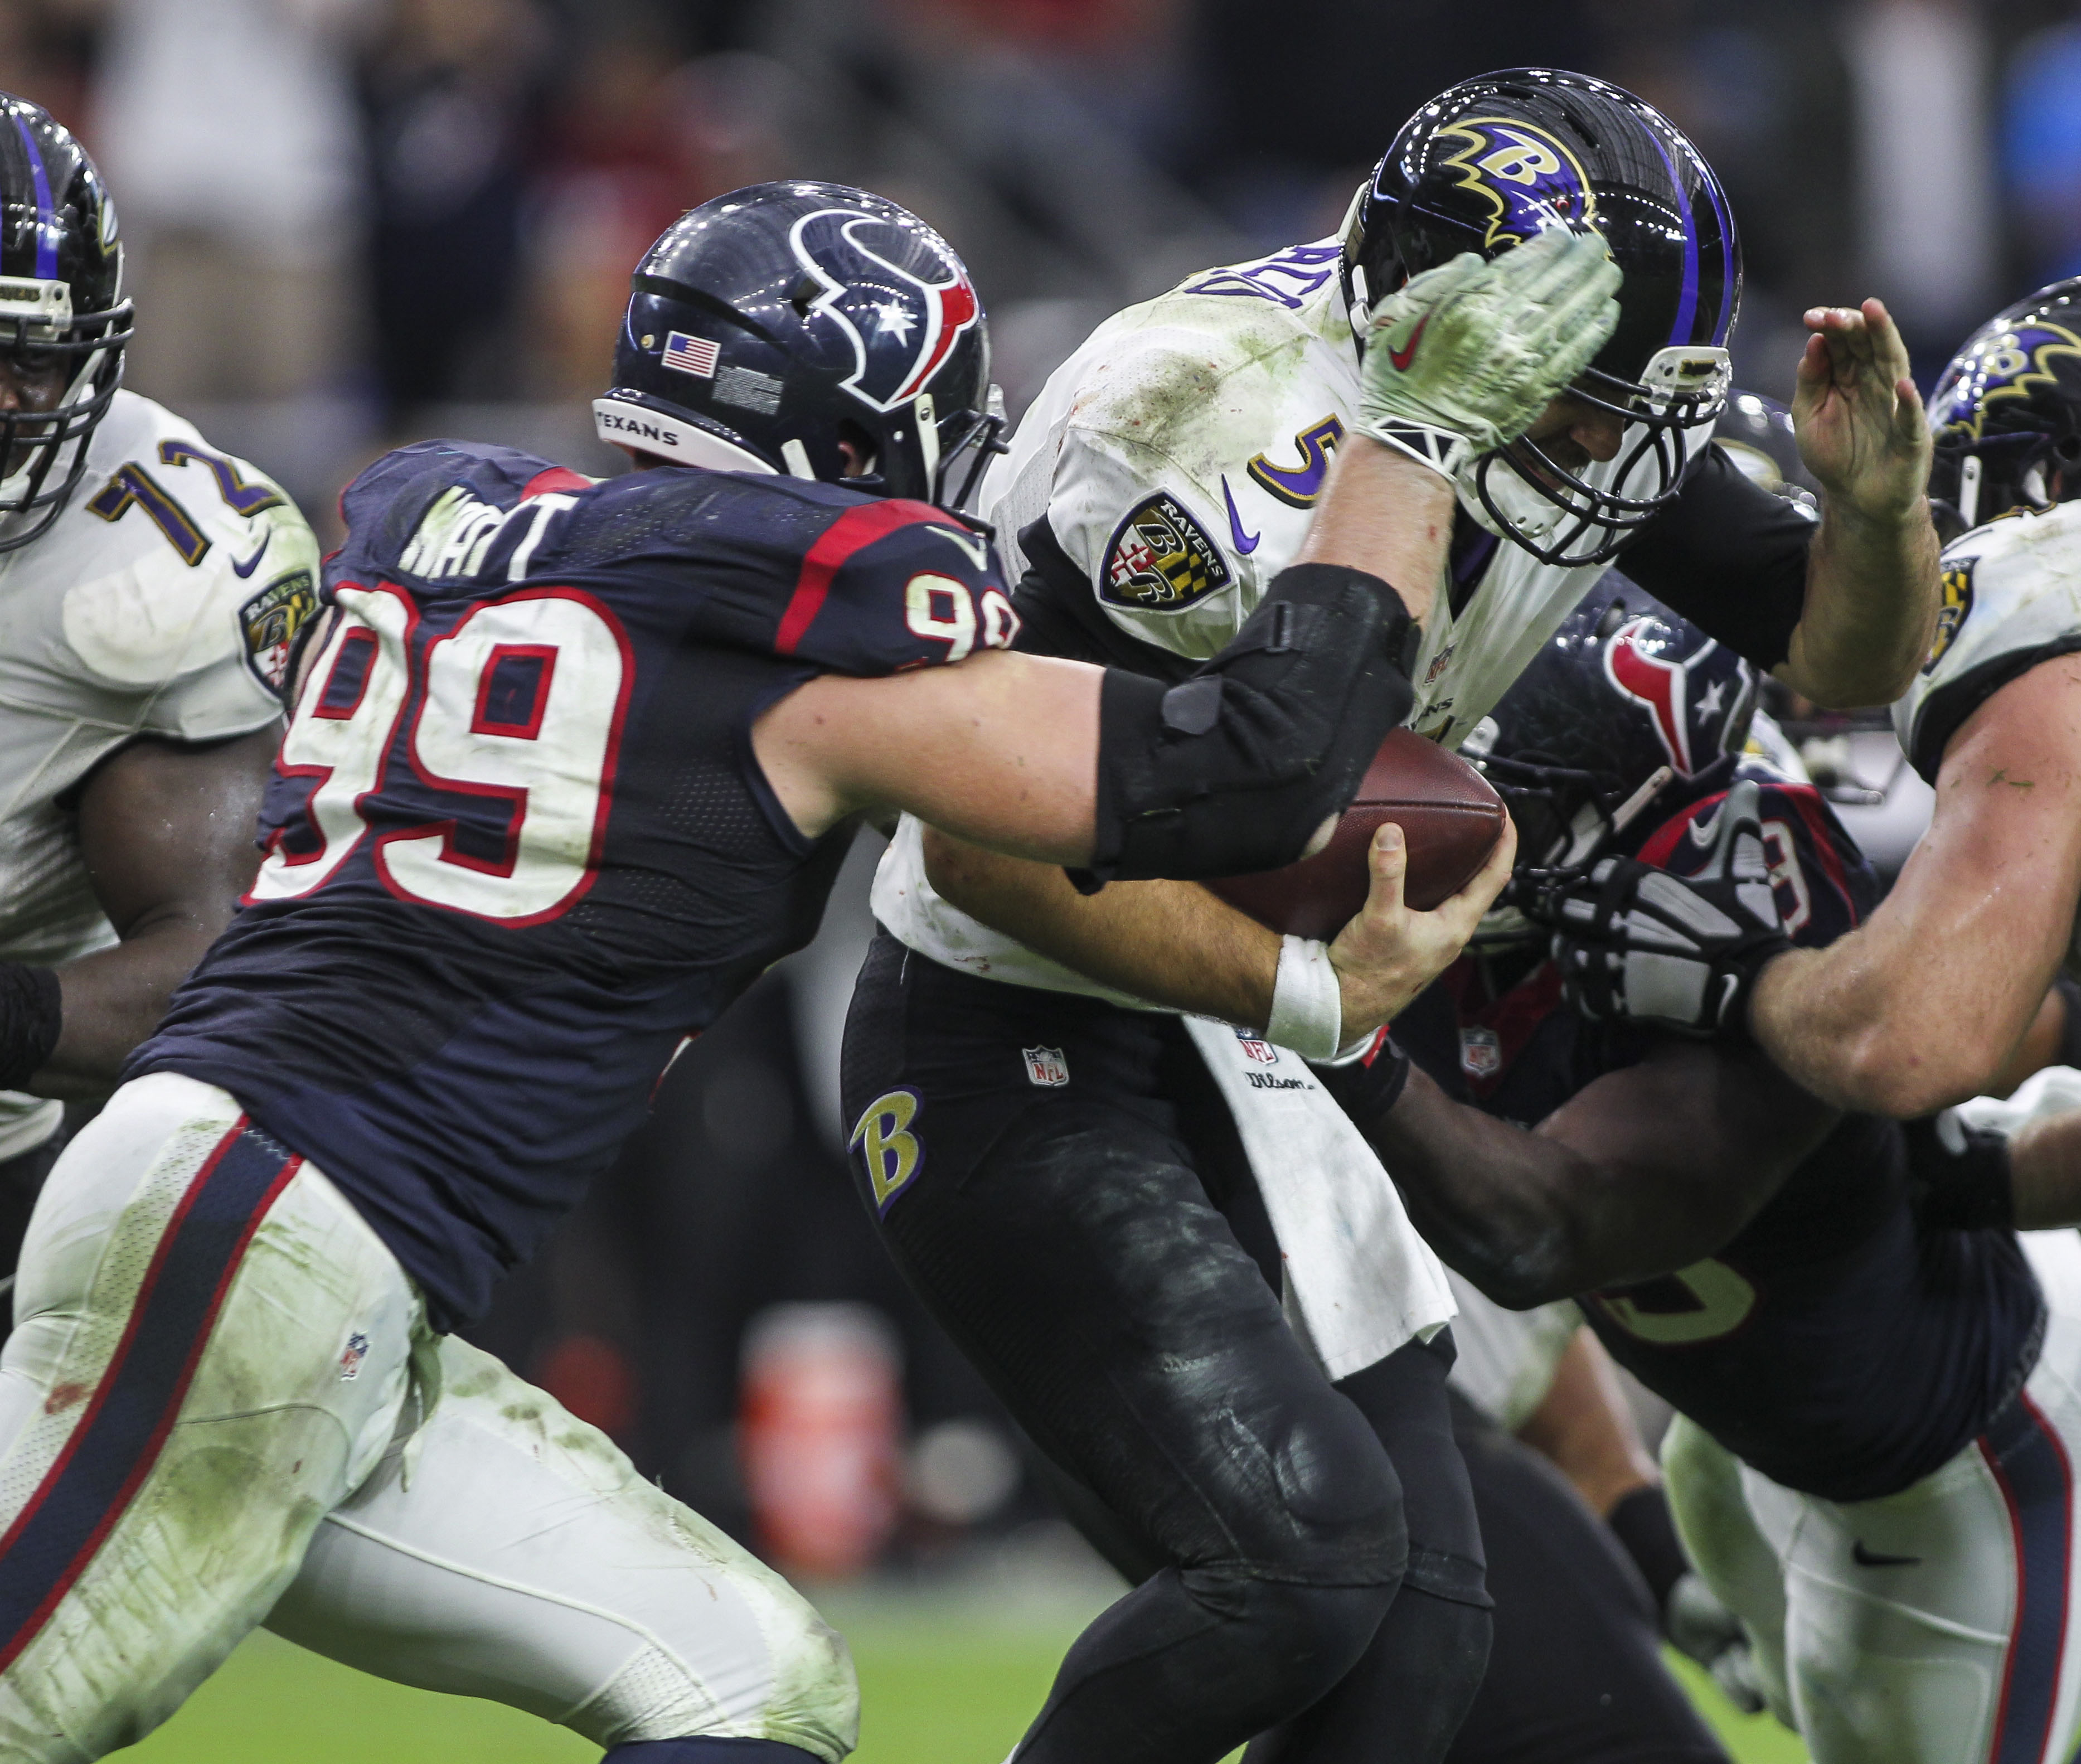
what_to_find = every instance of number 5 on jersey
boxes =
[251,583,633,923]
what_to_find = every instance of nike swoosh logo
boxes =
[1388,311,1430,372]
[229,534,270,579]
[1851,1541,1922,1568]
[1221,476,1259,554]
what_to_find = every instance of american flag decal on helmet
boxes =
[662,332,720,378]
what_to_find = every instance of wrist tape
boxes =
[0,964,61,1092]
[1265,936,1342,1060]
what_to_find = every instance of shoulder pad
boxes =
[55,400,319,729]
[1894,500,2081,780]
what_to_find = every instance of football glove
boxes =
[1357,226,1622,482]
[1533,779,1792,1040]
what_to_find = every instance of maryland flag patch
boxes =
[240,568,321,698]
[1923,561,1975,676]
[1100,491,1233,612]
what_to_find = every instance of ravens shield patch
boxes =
[1100,491,1234,612]
[240,568,320,697]
[1922,562,1974,676]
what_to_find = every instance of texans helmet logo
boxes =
[1432,118,1598,248]
[1930,319,2081,442]
[788,207,980,413]
[1603,616,1721,776]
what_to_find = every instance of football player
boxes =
[0,98,318,1280]
[1331,585,2081,1764]
[841,66,1936,1764]
[0,177,1604,1760]
[1537,274,2081,1120]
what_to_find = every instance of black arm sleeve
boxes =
[1618,443,1813,673]
[1086,562,1417,884]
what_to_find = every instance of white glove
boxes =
[1358,227,1622,481]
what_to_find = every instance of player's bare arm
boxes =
[918,814,1514,1033]
[1778,298,1941,706]
[1351,1038,1836,1308]
[27,728,278,1099]
[1747,655,2081,1114]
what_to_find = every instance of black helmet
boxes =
[1463,575,1757,912]
[595,181,1003,511]
[1927,277,2081,539]
[1713,389,1819,514]
[0,94,130,553]
[1350,69,1740,568]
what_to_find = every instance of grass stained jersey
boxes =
[132,440,1016,1330]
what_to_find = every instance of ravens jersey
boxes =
[1398,767,2045,1503]
[0,390,314,1160]
[132,442,1018,1329]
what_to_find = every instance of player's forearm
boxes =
[2011,1108,2081,1230]
[922,828,1279,1024]
[33,919,217,1099]
[1749,859,2066,1117]
[1358,1068,1607,1309]
[1294,435,1448,628]
[1778,500,1939,708]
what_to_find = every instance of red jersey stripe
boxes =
[775,499,952,657]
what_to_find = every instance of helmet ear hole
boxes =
[834,419,877,478]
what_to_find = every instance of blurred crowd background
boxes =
[6,0,2076,1583]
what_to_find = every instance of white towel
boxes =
[1182,1017,1456,1380]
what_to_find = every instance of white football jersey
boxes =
[1442,1272,1582,1432]
[875,238,1711,996]
[1891,497,2081,973]
[0,390,317,1156]
[1894,497,2081,780]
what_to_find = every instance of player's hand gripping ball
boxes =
[1359,226,1623,478]
[1207,729,1507,938]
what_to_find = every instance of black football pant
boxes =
[1445,1393,1728,1764]
[842,933,1490,1764]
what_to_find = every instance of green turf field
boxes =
[124,1588,1806,1764]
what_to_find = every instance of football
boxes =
[1206,729,1507,938]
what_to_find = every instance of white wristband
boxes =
[1265,934,1343,1061]
[1360,416,1476,483]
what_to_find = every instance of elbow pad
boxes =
[1085,563,1416,884]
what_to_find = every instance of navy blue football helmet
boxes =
[0,94,130,552]
[1463,576,1758,920]
[1348,69,1740,568]
[595,181,1003,511]
[1927,277,2081,539]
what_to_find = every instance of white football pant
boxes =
[0,1072,858,1763]
[1665,1230,2081,1764]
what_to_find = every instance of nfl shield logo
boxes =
[1235,1028,1278,1064]
[1023,1046,1069,1087]
[337,1331,370,1381]
[1459,1026,1502,1079]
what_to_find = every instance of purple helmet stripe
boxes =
[1641,125,1699,348]
[9,108,57,281]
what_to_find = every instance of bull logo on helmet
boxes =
[1603,616,1724,776]
[1434,118,1598,249]
[788,208,979,414]
[1930,320,2081,443]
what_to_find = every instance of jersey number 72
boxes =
[249,583,632,924]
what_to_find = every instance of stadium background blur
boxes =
[4,0,2074,1756]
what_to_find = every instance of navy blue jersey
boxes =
[1399,768,2045,1502]
[132,441,1021,1329]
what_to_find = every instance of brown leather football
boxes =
[1206,728,1507,938]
